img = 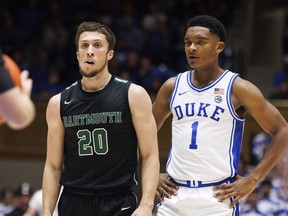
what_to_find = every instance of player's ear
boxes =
[216,42,225,54]
[107,50,114,60]
[76,51,79,60]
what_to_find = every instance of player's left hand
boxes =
[212,175,258,208]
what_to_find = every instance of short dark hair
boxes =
[75,21,116,51]
[186,15,227,43]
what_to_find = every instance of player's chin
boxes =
[79,69,97,78]
[186,59,198,68]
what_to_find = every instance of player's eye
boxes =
[80,43,88,48]
[95,42,102,48]
[198,40,206,45]
[184,41,192,46]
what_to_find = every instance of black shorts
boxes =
[58,187,138,216]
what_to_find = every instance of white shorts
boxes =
[156,186,239,216]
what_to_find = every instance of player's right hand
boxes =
[155,173,179,203]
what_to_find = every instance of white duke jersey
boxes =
[168,70,245,183]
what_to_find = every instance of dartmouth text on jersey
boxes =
[62,111,122,127]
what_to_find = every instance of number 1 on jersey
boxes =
[189,121,198,149]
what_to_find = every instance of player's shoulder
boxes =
[109,76,132,94]
[157,76,177,97]
[128,82,148,97]
[48,93,61,108]
[233,76,259,92]
[59,81,79,100]
[164,76,177,86]
[232,75,266,106]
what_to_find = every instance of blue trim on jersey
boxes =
[229,119,244,177]
[166,147,172,171]
[227,73,244,121]
[229,120,236,177]
[233,201,240,216]
[187,70,229,92]
[233,120,244,175]
[169,73,182,110]
[170,176,235,188]
[225,72,245,178]
[229,196,239,216]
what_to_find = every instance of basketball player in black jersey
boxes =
[0,48,35,129]
[42,22,159,216]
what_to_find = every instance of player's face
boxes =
[184,26,224,70]
[77,31,114,78]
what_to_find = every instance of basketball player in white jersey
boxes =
[152,15,288,215]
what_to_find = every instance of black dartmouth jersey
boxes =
[60,76,138,190]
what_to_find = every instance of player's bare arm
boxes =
[152,77,175,130]
[213,77,288,207]
[42,94,64,216]
[128,83,160,215]
[152,77,179,203]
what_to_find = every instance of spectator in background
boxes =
[134,56,176,95]
[270,57,288,99]
[0,188,14,216]
[0,15,21,55]
[251,132,271,166]
[122,50,140,81]
[274,153,288,215]
[241,189,265,216]
[257,179,282,215]
[117,15,144,52]
[270,78,288,99]
[5,182,34,216]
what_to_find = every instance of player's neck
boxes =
[81,72,112,92]
[192,67,224,88]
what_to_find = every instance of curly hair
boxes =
[186,15,227,43]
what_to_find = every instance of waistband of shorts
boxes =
[170,176,236,188]
[63,186,133,196]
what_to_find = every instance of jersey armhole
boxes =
[227,74,245,121]
[169,73,182,110]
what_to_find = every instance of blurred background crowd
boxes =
[1,0,288,215]
[0,0,238,97]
